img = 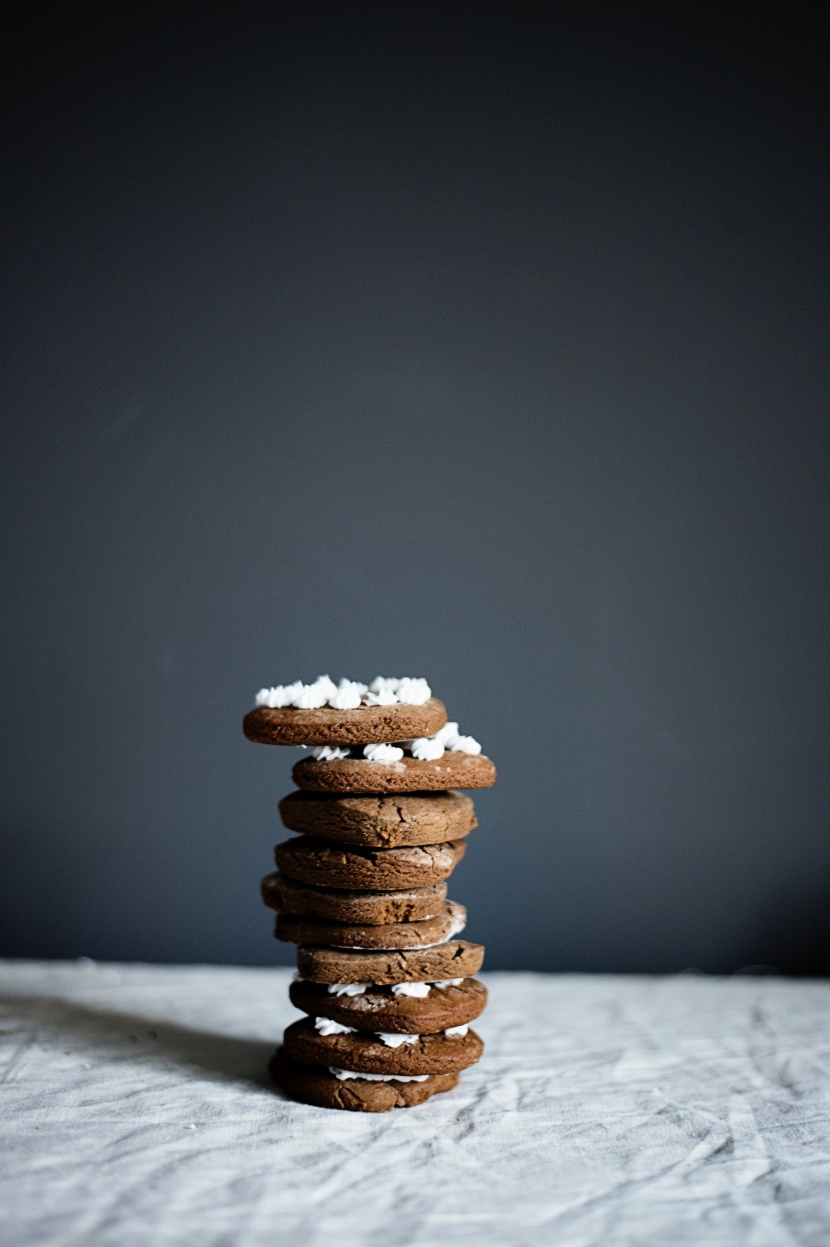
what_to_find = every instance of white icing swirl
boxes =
[310,745,351,761]
[433,978,464,989]
[253,675,432,710]
[377,1033,419,1048]
[391,982,431,998]
[328,679,364,710]
[396,722,483,761]
[408,736,445,761]
[394,677,431,705]
[364,687,399,707]
[363,743,404,763]
[327,982,369,996]
[314,1017,356,1036]
[444,1024,469,1037]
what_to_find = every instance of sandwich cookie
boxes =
[282,1017,484,1075]
[261,872,447,924]
[278,790,477,848]
[296,940,485,985]
[244,697,446,748]
[274,837,467,891]
[293,752,496,794]
[274,901,466,949]
[270,1049,458,1112]
[289,977,487,1034]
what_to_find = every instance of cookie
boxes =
[289,977,487,1034]
[283,1017,484,1075]
[296,940,485,985]
[278,790,477,848]
[243,698,446,747]
[261,872,447,924]
[292,752,497,794]
[270,1048,458,1112]
[274,837,467,891]
[274,900,466,949]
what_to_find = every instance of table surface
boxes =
[1,960,828,1247]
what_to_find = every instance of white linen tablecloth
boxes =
[1,960,828,1246]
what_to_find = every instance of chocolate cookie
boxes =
[274,837,467,891]
[274,901,466,949]
[243,698,446,747]
[270,1048,458,1112]
[289,977,487,1034]
[283,1018,483,1075]
[296,940,485,985]
[262,872,447,924]
[278,790,477,848]
[292,752,497,794]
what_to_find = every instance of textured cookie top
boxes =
[244,697,447,747]
[296,940,485,985]
[293,752,496,794]
[289,976,487,1035]
[282,1017,484,1076]
[274,901,467,950]
[278,790,477,848]
[274,836,467,891]
[261,872,448,924]
[271,1048,458,1112]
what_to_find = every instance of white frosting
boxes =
[329,1067,428,1082]
[328,679,364,710]
[408,736,445,761]
[314,1017,356,1036]
[254,676,431,710]
[364,687,398,707]
[377,1033,419,1048]
[327,983,369,996]
[394,677,431,705]
[391,982,431,998]
[450,735,481,755]
[434,721,482,755]
[444,1024,469,1037]
[433,978,464,989]
[310,745,351,761]
[396,721,483,761]
[363,743,404,763]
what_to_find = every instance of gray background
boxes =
[2,4,828,973]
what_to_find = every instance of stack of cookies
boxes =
[243,675,496,1112]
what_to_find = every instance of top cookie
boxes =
[244,697,447,747]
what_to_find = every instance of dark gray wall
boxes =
[2,4,828,972]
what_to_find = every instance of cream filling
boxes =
[314,1017,356,1036]
[319,977,466,997]
[329,1068,429,1082]
[255,675,431,710]
[391,982,431,998]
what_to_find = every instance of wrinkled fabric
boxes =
[1,960,828,1246]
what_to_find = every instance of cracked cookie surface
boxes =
[278,790,477,847]
[274,900,466,949]
[262,872,447,923]
[274,836,467,890]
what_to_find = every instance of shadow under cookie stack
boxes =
[243,675,496,1112]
